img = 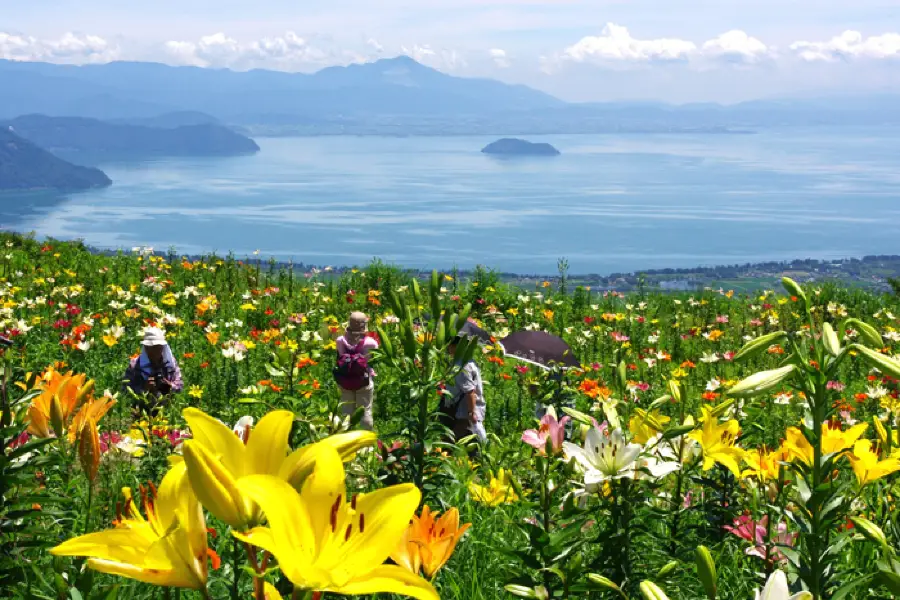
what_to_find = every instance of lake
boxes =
[3,129,900,275]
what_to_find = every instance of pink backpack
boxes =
[333,340,370,391]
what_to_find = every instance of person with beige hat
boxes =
[124,327,184,412]
[334,312,379,430]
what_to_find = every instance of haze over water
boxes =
[4,128,899,275]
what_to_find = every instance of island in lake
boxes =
[0,127,111,192]
[481,138,560,156]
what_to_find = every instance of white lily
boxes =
[232,416,254,443]
[755,571,811,600]
[563,428,641,488]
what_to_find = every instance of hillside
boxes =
[5,115,260,160]
[0,127,111,191]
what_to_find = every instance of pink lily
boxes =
[522,408,571,454]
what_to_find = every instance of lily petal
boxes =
[183,440,248,529]
[235,474,315,567]
[338,483,421,574]
[337,564,439,600]
[245,410,294,476]
[183,407,246,475]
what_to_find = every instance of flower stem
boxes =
[231,536,241,600]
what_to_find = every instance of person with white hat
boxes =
[333,312,379,430]
[124,327,184,412]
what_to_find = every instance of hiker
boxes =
[124,327,183,413]
[445,336,487,443]
[335,312,379,430]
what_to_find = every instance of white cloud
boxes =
[563,23,696,63]
[164,31,332,70]
[702,30,771,63]
[0,31,118,63]
[401,44,435,62]
[366,38,384,55]
[400,44,466,71]
[791,30,900,61]
[489,48,510,68]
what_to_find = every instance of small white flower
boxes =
[233,416,254,443]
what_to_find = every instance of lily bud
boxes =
[588,574,623,594]
[49,394,65,438]
[727,365,797,398]
[75,379,95,405]
[767,482,779,503]
[656,561,678,578]
[850,516,888,548]
[78,418,101,483]
[852,344,900,380]
[846,318,883,349]
[781,277,808,310]
[822,322,840,357]
[639,581,671,600]
[694,545,717,599]
[183,441,250,530]
[733,331,787,362]
[667,379,682,403]
[505,585,539,599]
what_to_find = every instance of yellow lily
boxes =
[468,469,519,506]
[849,440,900,486]
[688,412,745,477]
[781,427,813,465]
[51,462,209,589]
[182,408,376,530]
[874,418,900,457]
[233,446,438,600]
[628,408,671,445]
[742,447,785,482]
[783,423,868,466]
[263,582,283,600]
[182,407,294,530]
[279,429,378,489]
[391,505,471,579]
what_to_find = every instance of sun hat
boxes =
[142,327,167,347]
[344,312,369,345]
[347,312,369,333]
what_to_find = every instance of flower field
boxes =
[4,232,900,599]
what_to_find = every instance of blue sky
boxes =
[3,0,900,102]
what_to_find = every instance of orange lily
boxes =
[26,370,105,439]
[391,506,471,580]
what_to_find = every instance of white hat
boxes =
[142,327,167,347]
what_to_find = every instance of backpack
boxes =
[333,340,370,391]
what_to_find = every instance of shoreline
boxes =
[4,230,897,293]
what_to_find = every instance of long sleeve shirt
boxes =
[124,356,184,396]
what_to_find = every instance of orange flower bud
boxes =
[78,418,101,482]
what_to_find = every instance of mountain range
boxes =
[2,56,900,135]
[0,56,561,122]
